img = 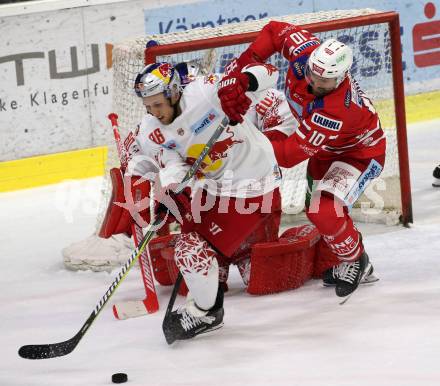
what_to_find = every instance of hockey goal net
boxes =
[107,8,411,227]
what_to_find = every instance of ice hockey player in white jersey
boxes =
[99,62,296,343]
[62,62,294,273]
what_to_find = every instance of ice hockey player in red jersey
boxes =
[99,61,299,343]
[218,21,385,298]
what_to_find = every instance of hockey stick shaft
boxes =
[174,117,230,194]
[18,115,230,359]
[108,113,159,315]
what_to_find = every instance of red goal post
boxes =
[111,9,412,226]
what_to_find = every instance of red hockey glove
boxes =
[99,168,152,238]
[172,187,192,215]
[217,71,251,123]
[154,185,193,227]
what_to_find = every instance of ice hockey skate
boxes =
[322,261,379,287]
[332,252,373,298]
[163,288,224,345]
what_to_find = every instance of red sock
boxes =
[322,217,363,262]
[307,194,363,262]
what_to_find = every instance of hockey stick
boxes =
[108,113,159,319]
[18,116,230,360]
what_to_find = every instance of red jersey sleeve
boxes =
[270,112,340,168]
[270,95,346,168]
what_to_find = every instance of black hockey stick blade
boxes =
[162,273,183,345]
[18,225,159,360]
[18,331,82,359]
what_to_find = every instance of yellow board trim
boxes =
[376,89,440,128]
[0,90,439,193]
[0,146,108,192]
[404,89,440,124]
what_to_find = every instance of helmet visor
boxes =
[134,73,167,98]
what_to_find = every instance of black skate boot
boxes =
[433,164,440,187]
[322,267,338,286]
[163,286,224,345]
[322,262,378,287]
[334,251,373,297]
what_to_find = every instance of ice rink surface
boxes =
[1,119,439,386]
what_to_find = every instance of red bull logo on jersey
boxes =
[311,112,342,131]
[191,108,218,134]
[186,129,244,175]
[209,131,244,162]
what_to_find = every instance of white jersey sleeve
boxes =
[248,88,298,137]
[157,148,190,188]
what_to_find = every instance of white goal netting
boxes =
[105,8,404,227]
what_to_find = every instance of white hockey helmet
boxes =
[134,62,182,98]
[305,39,353,88]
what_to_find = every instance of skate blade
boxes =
[197,322,224,337]
[323,273,379,288]
[361,273,379,284]
[165,322,224,345]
